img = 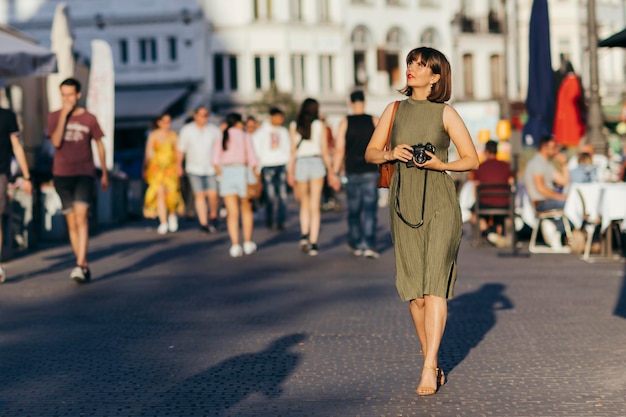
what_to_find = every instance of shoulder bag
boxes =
[244,134,263,200]
[377,101,400,188]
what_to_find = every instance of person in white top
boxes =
[177,106,222,233]
[287,98,337,256]
[252,107,291,231]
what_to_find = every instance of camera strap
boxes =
[394,165,427,229]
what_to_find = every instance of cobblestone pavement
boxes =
[1,197,625,417]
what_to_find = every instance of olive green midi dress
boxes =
[388,98,462,301]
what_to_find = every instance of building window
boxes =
[168,37,177,62]
[214,54,238,92]
[291,54,306,91]
[139,38,157,63]
[269,56,276,83]
[351,26,371,50]
[463,53,474,98]
[253,0,272,20]
[254,56,262,89]
[320,55,333,92]
[386,27,404,49]
[420,28,439,47]
[119,39,128,64]
[490,54,503,98]
[354,52,367,87]
[290,0,303,21]
[386,0,403,5]
[254,55,276,90]
[229,56,238,90]
[319,0,331,23]
[419,0,439,7]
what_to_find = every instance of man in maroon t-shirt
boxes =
[46,78,108,283]
[470,140,513,241]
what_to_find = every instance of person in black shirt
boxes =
[331,91,380,258]
[0,108,32,283]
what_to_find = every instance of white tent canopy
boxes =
[0,28,57,78]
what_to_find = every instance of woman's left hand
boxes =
[416,150,445,171]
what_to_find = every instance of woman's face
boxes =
[406,56,436,89]
[157,115,172,130]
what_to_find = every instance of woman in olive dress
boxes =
[365,47,478,396]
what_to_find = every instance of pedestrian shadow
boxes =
[5,238,169,283]
[156,333,306,416]
[613,263,626,319]
[440,283,513,374]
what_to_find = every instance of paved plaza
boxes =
[1,197,625,417]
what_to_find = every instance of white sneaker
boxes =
[0,265,6,283]
[363,249,380,259]
[487,233,508,248]
[157,223,168,235]
[229,244,243,258]
[167,214,179,232]
[243,241,257,255]
[70,266,86,283]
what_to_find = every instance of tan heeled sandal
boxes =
[416,365,442,396]
[419,350,446,387]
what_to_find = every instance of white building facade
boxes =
[2,0,626,136]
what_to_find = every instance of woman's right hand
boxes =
[389,144,414,164]
[287,171,295,187]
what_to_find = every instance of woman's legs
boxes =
[410,294,448,393]
[296,181,310,236]
[240,197,254,242]
[194,191,208,227]
[156,184,168,225]
[223,194,240,245]
[307,177,325,244]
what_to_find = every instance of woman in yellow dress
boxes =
[143,113,184,234]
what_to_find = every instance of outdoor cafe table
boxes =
[564,182,626,258]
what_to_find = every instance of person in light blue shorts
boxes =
[287,98,337,256]
[212,113,260,258]
[177,106,222,233]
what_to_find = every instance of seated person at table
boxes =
[470,140,513,245]
[569,152,597,183]
[523,137,570,249]
[567,143,609,179]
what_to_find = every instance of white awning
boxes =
[114,87,189,120]
[0,29,57,78]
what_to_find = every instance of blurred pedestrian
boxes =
[365,47,478,395]
[252,107,290,231]
[245,115,259,134]
[0,107,33,283]
[321,114,339,212]
[331,90,380,258]
[287,98,337,256]
[177,106,221,233]
[143,113,184,235]
[46,78,109,283]
[212,113,259,257]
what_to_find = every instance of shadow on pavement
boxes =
[440,283,514,374]
[6,238,170,283]
[156,333,306,416]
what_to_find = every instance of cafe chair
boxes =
[471,183,514,247]
[528,207,573,254]
[574,188,603,261]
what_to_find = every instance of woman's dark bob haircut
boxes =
[399,47,451,103]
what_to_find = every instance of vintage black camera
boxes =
[406,142,436,168]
